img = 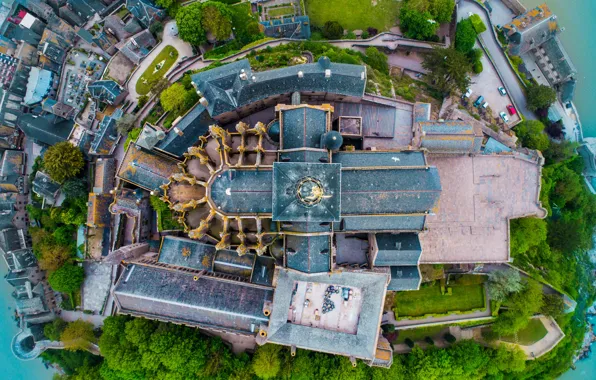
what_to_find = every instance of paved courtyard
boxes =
[82,262,113,313]
[59,51,106,111]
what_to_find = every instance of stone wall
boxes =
[500,0,527,16]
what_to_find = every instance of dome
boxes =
[268,120,280,142]
[322,131,343,151]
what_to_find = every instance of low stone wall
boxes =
[500,0,527,15]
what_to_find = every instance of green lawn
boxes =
[394,325,448,344]
[500,319,548,345]
[135,45,179,96]
[394,281,486,317]
[305,0,400,31]
[268,6,296,18]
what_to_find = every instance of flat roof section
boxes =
[332,151,426,168]
[288,281,363,335]
[281,107,329,150]
[420,155,546,263]
[210,169,273,214]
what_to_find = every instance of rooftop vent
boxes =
[173,127,184,136]
[199,97,208,107]
[325,69,331,78]
[297,71,303,78]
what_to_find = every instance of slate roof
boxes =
[502,4,558,56]
[373,233,421,266]
[104,15,132,41]
[266,270,388,360]
[332,151,427,168]
[0,228,27,254]
[210,169,273,214]
[540,36,576,84]
[24,67,53,105]
[116,30,156,65]
[157,236,216,271]
[93,158,116,193]
[191,58,366,118]
[272,162,341,222]
[114,264,273,333]
[419,121,483,154]
[387,266,421,291]
[17,113,74,146]
[261,16,311,39]
[87,80,124,105]
[280,107,328,149]
[117,143,180,194]
[41,41,66,63]
[285,235,331,273]
[126,0,165,27]
[0,150,24,177]
[560,79,576,103]
[42,98,75,119]
[340,167,441,215]
[155,105,215,157]
[335,215,427,232]
[90,108,122,155]
[32,171,60,200]
[66,0,107,21]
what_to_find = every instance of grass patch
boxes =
[305,0,400,31]
[395,325,447,344]
[268,6,296,18]
[394,281,485,317]
[500,319,548,345]
[135,45,179,96]
[157,209,182,232]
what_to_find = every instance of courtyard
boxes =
[135,45,179,96]
[305,0,400,31]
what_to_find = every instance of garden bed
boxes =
[305,0,400,31]
[135,45,179,96]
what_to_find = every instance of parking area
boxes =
[289,281,363,334]
[467,48,521,128]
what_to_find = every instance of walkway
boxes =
[458,0,536,121]
[384,286,493,329]
[60,310,107,328]
[126,20,194,101]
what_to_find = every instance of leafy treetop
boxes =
[43,142,84,183]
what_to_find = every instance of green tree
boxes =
[541,294,565,318]
[116,114,137,136]
[39,244,72,272]
[44,318,68,341]
[422,47,471,95]
[487,269,523,302]
[515,119,550,151]
[527,84,557,111]
[151,77,170,97]
[201,2,233,41]
[149,21,164,36]
[252,344,282,379]
[48,264,84,292]
[43,142,84,183]
[322,21,344,40]
[469,14,487,33]
[400,7,439,40]
[430,0,455,23]
[62,178,87,199]
[455,19,477,53]
[61,320,95,351]
[510,217,548,256]
[150,195,169,212]
[176,3,206,45]
[160,83,187,112]
[364,47,389,74]
[493,279,544,335]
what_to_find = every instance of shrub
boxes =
[424,336,435,345]
[367,27,378,36]
[405,338,415,348]
[361,31,370,39]
[473,60,483,73]
[364,47,389,74]
[470,14,487,34]
[444,333,457,344]
[322,21,344,40]
[455,19,477,53]
[48,264,85,293]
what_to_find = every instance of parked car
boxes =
[498,87,507,96]
[474,95,484,107]
[500,111,509,123]
[463,88,473,98]
[482,102,489,109]
[507,104,517,115]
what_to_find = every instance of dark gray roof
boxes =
[419,121,483,154]
[374,233,421,266]
[332,151,427,168]
[114,264,273,333]
[126,0,165,27]
[272,162,341,222]
[387,266,421,291]
[32,171,60,200]
[281,107,327,149]
[285,235,331,273]
[0,228,27,253]
[66,0,106,20]
[560,79,576,103]
[340,167,441,215]
[261,16,311,39]
[117,143,180,194]
[17,113,74,146]
[3,249,36,272]
[213,250,254,279]
[210,169,273,214]
[541,37,576,83]
[158,236,216,271]
[191,58,366,118]
[156,105,214,157]
[90,108,122,155]
[251,255,275,287]
[266,270,388,360]
[88,80,123,104]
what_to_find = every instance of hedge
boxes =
[470,14,487,34]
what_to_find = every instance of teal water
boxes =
[0,266,54,379]
[522,0,596,138]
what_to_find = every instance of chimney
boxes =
[199,97,208,107]
[174,127,184,136]
[297,71,304,78]
[325,69,331,78]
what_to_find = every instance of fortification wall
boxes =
[500,0,527,15]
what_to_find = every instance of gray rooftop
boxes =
[114,264,273,333]
[374,233,421,266]
[266,270,388,360]
[388,266,421,291]
[285,235,331,273]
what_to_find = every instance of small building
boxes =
[89,108,122,156]
[260,15,311,39]
[109,188,151,245]
[23,67,54,106]
[126,0,165,28]
[0,150,25,178]
[17,113,75,146]
[31,171,60,205]
[42,98,75,120]
[116,30,157,65]
[87,80,127,106]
